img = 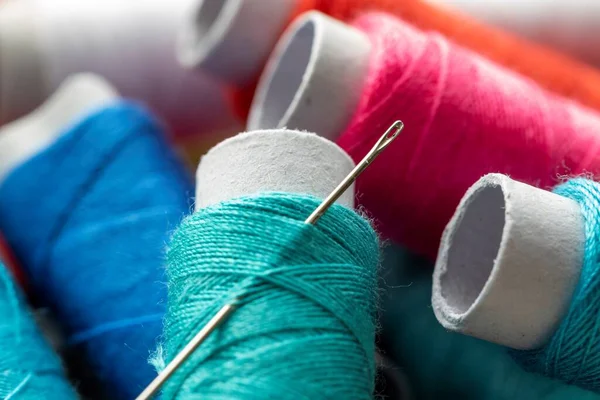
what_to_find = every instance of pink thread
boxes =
[338,12,600,258]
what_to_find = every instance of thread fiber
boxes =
[0,103,193,399]
[156,193,379,399]
[327,13,600,258]
[380,245,600,399]
[230,0,600,119]
[509,179,600,391]
[0,264,76,399]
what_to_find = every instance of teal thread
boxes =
[381,245,599,400]
[155,192,380,399]
[0,265,76,399]
[513,178,600,391]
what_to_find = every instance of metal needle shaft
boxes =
[305,120,403,225]
[135,304,236,400]
[135,120,403,400]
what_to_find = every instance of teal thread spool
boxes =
[0,264,76,399]
[142,127,405,398]
[430,174,600,393]
[157,193,380,398]
[382,245,599,400]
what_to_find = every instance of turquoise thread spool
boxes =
[159,192,380,398]
[431,174,600,393]
[143,125,401,399]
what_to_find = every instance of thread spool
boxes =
[247,12,370,140]
[178,0,297,85]
[250,11,600,258]
[432,174,584,350]
[0,264,77,399]
[154,129,382,398]
[427,0,600,67]
[0,73,115,292]
[0,0,234,137]
[0,88,193,398]
[0,73,117,183]
[432,174,600,391]
[382,245,600,399]
[181,0,600,119]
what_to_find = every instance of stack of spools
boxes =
[3,0,600,398]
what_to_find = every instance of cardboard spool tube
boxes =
[248,11,371,141]
[0,73,118,185]
[195,129,356,210]
[178,0,297,85]
[432,173,585,350]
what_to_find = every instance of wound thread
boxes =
[155,193,379,399]
[0,264,76,399]
[512,178,600,391]
[336,13,600,258]
[0,102,193,399]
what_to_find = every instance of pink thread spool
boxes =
[249,11,600,258]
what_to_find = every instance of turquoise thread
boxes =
[513,178,600,391]
[155,193,380,399]
[0,265,76,398]
[381,245,599,399]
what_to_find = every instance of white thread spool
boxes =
[427,0,600,67]
[0,0,233,134]
[195,129,356,209]
[0,74,118,185]
[432,174,585,350]
[248,12,370,141]
[178,0,297,85]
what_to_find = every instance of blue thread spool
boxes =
[0,264,76,398]
[0,102,193,399]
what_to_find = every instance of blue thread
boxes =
[0,103,193,399]
[509,178,600,391]
[381,245,600,399]
[0,264,76,399]
[154,193,380,399]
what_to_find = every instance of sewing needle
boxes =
[135,120,403,400]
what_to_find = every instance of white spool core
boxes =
[0,73,118,185]
[432,174,585,350]
[248,12,371,141]
[178,0,296,85]
[195,129,356,210]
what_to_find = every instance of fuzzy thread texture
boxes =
[511,179,600,391]
[380,246,600,400]
[331,13,600,258]
[0,265,76,399]
[156,193,379,399]
[0,103,193,399]
[230,0,600,119]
